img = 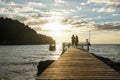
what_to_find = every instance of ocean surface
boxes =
[0,44,120,80]
[90,44,120,62]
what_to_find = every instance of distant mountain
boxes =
[0,17,55,45]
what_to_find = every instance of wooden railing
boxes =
[62,42,91,52]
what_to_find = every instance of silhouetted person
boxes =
[71,35,75,47]
[75,36,79,47]
[86,39,91,51]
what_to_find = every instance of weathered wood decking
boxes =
[36,48,120,80]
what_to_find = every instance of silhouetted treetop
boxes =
[0,17,55,45]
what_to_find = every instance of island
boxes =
[0,17,55,45]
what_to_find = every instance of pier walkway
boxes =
[36,48,120,80]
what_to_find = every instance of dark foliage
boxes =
[0,17,55,45]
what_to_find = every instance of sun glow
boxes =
[43,22,71,32]
[42,21,72,43]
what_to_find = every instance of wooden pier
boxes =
[36,48,120,80]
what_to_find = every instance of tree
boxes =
[0,17,55,45]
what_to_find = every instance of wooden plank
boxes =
[36,48,120,80]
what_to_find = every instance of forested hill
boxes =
[0,17,55,45]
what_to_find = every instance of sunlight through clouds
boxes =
[0,0,120,43]
[42,21,72,32]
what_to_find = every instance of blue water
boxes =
[0,44,120,80]
[90,44,120,62]
[0,45,62,80]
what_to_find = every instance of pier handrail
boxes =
[62,41,91,52]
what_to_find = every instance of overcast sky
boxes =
[0,0,120,44]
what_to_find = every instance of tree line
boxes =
[0,17,55,45]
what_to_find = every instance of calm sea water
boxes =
[0,44,120,80]
[90,44,120,62]
[0,45,62,80]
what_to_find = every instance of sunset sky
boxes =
[0,0,120,44]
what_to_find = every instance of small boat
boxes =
[49,44,56,51]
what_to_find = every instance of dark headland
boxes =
[0,17,55,45]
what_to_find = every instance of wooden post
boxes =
[61,43,66,55]
[62,43,66,52]
[68,43,71,48]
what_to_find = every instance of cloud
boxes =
[88,0,120,9]
[70,9,76,12]
[32,26,42,32]
[0,1,17,6]
[26,16,49,26]
[80,2,87,6]
[94,22,120,31]
[76,6,82,10]
[0,1,50,26]
[0,8,5,13]
[62,19,92,27]
[61,19,95,32]
[22,14,50,25]
[87,0,120,6]
[28,2,46,7]
[0,1,40,14]
[54,0,65,3]
[92,6,117,13]
[27,20,48,26]
[112,14,120,16]
[61,19,120,31]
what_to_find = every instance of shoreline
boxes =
[91,53,120,73]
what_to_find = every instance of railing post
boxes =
[62,43,65,51]
[68,43,71,48]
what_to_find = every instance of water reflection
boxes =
[0,44,63,80]
[49,44,62,60]
[36,44,62,76]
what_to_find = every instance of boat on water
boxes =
[49,44,56,51]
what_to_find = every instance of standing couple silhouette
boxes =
[71,35,79,47]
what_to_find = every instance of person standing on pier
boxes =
[86,39,91,51]
[71,35,75,47]
[75,36,79,47]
